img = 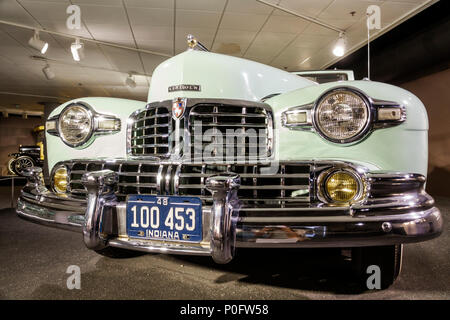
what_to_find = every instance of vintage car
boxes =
[17,36,442,289]
[8,125,45,176]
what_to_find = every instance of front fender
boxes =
[266,81,429,175]
[46,97,146,172]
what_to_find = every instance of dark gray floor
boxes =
[0,192,448,299]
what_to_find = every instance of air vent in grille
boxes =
[177,163,310,206]
[66,161,310,207]
[189,104,272,160]
[129,106,170,157]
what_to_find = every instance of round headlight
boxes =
[53,166,68,194]
[324,171,359,203]
[314,89,370,143]
[58,104,93,147]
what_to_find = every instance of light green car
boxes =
[17,37,442,289]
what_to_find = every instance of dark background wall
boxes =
[331,1,450,197]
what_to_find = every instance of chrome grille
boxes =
[189,104,272,160]
[66,160,310,207]
[129,106,170,157]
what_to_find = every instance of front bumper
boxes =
[17,166,442,264]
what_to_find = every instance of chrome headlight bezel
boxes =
[51,164,68,194]
[46,102,121,148]
[317,167,368,205]
[57,103,95,148]
[281,86,406,145]
[312,88,372,144]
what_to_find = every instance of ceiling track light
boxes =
[125,73,136,88]
[333,32,346,57]
[42,64,55,80]
[71,38,84,61]
[28,30,48,54]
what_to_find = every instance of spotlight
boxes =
[125,74,136,88]
[71,38,84,61]
[28,30,48,54]
[42,64,55,80]
[333,33,345,57]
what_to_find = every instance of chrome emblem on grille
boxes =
[172,97,186,120]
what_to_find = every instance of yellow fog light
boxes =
[325,171,359,203]
[53,166,68,193]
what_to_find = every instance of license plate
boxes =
[126,195,202,242]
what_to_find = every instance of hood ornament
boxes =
[187,34,209,52]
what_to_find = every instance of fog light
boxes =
[325,171,359,203]
[53,166,68,193]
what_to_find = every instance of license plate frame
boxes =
[126,195,203,243]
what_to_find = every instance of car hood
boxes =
[147,50,316,103]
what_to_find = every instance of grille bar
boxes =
[129,105,171,157]
[66,160,310,207]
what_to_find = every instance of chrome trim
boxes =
[236,206,441,248]
[16,165,442,259]
[316,167,368,205]
[206,174,241,264]
[281,86,406,144]
[127,98,274,161]
[50,164,68,194]
[48,102,121,148]
[81,170,118,250]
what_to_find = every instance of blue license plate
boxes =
[126,195,202,242]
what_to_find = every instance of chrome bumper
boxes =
[17,167,443,263]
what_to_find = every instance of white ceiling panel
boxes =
[219,12,269,32]
[72,0,123,7]
[124,0,174,9]
[177,0,226,12]
[275,0,334,17]
[85,23,135,47]
[176,10,222,29]
[380,1,419,24]
[132,25,173,41]
[251,31,297,48]
[99,45,145,74]
[317,0,382,20]
[16,0,71,23]
[0,0,40,26]
[75,3,129,24]
[262,15,310,33]
[212,29,257,56]
[226,0,273,15]
[126,7,173,26]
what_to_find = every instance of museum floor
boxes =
[0,186,448,300]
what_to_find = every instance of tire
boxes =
[7,158,17,175]
[13,156,35,176]
[351,244,403,290]
[94,246,145,259]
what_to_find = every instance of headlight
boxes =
[58,104,93,147]
[53,166,68,194]
[314,89,370,143]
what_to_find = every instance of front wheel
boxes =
[13,156,35,176]
[351,244,403,290]
[7,158,17,175]
[94,246,145,259]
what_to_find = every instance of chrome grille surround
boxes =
[127,98,274,161]
[128,106,171,157]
